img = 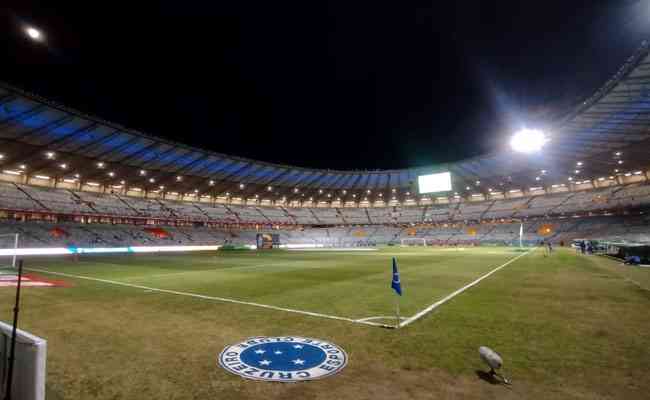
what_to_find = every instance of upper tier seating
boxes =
[1,181,650,225]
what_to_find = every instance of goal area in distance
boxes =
[0,233,19,269]
[0,320,47,400]
[400,238,427,246]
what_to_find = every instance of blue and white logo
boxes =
[219,336,348,382]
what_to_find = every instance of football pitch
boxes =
[1,247,650,399]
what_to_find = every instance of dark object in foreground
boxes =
[478,346,511,385]
[4,259,23,400]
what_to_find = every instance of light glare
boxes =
[26,27,42,41]
[510,129,548,153]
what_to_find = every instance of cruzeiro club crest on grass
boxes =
[219,336,347,382]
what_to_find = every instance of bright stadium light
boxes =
[25,26,43,41]
[510,129,548,153]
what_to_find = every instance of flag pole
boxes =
[395,295,400,329]
[391,256,402,329]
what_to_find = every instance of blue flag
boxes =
[391,257,402,296]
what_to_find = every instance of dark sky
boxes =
[2,1,649,170]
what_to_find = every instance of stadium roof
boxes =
[1,40,650,203]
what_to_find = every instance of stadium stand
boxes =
[2,213,648,249]
[2,43,650,250]
[1,181,650,228]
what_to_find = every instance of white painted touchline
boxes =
[356,316,408,322]
[399,249,533,328]
[26,267,393,329]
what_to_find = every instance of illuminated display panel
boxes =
[418,172,452,194]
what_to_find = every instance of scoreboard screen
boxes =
[418,172,452,194]
[256,233,280,249]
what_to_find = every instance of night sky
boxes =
[2,1,649,170]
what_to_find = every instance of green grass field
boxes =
[1,247,649,399]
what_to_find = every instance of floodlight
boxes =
[510,129,548,153]
[25,27,42,41]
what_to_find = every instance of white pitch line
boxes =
[26,267,392,328]
[356,316,408,322]
[399,249,533,328]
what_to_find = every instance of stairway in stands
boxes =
[256,208,273,224]
[308,208,322,224]
[478,224,498,242]
[114,194,142,216]
[335,208,348,224]
[364,208,373,224]
[223,204,242,223]
[13,183,50,211]
[479,200,497,220]
[156,199,178,218]
[280,207,298,224]
[511,195,537,219]
[173,226,195,242]
[194,204,212,219]
[420,205,429,223]
[448,201,462,220]
[547,192,578,215]
[68,190,100,213]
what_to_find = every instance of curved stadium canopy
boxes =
[1,41,650,205]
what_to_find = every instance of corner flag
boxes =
[391,257,402,296]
